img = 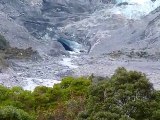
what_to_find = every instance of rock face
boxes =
[0,0,117,55]
[141,6,160,52]
[61,0,160,57]
[0,0,41,50]
[1,0,159,56]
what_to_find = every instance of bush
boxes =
[0,106,33,120]
[0,34,9,50]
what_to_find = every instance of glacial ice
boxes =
[115,0,160,19]
[62,0,160,56]
[58,38,85,53]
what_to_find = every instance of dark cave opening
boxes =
[58,38,74,51]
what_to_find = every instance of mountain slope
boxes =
[0,0,160,90]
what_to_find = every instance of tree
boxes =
[78,68,159,120]
[0,68,160,120]
[0,85,10,102]
[33,86,52,108]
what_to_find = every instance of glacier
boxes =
[114,0,160,19]
[62,0,160,54]
[1,0,160,90]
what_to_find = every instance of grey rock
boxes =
[1,0,160,90]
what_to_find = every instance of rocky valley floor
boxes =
[1,53,160,90]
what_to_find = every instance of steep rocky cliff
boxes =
[0,0,115,55]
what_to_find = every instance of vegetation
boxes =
[0,34,39,68]
[4,47,38,59]
[0,34,9,50]
[0,106,33,120]
[108,50,150,59]
[0,68,160,120]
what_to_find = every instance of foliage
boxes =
[78,67,160,120]
[0,34,9,50]
[0,34,38,68]
[4,47,38,59]
[0,106,33,120]
[0,68,160,120]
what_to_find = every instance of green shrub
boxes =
[0,34,9,50]
[0,106,34,120]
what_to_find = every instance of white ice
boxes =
[114,0,160,19]
[116,0,151,4]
